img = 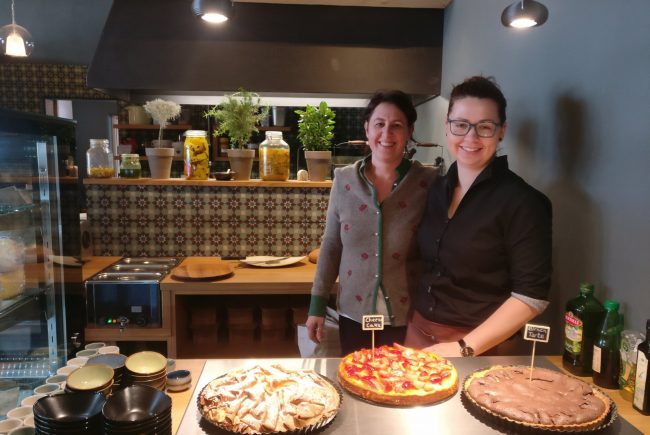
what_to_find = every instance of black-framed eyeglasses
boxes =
[447,119,502,138]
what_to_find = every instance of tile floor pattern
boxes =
[86,184,330,257]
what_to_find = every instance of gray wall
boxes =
[416,0,650,351]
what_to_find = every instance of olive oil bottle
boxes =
[563,283,605,375]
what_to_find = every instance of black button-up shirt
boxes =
[414,156,552,327]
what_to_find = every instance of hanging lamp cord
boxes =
[11,0,16,26]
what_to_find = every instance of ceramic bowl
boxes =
[86,353,127,370]
[125,351,167,375]
[66,363,114,391]
[56,365,78,376]
[166,382,191,392]
[20,394,45,408]
[6,406,32,421]
[102,385,171,423]
[66,357,88,367]
[76,349,98,358]
[0,419,22,433]
[33,383,61,396]
[166,369,191,386]
[212,171,235,181]
[22,415,34,428]
[84,342,105,350]
[7,426,35,435]
[45,374,68,386]
[32,391,105,421]
[97,345,120,355]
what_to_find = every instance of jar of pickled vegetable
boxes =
[184,130,210,180]
[259,131,289,181]
[119,154,141,178]
[86,139,115,178]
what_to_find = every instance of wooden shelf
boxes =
[113,124,192,130]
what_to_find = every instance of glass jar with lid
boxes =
[183,130,210,180]
[86,139,115,178]
[259,131,290,181]
[119,154,141,178]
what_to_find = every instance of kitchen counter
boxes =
[172,356,646,435]
[161,257,320,294]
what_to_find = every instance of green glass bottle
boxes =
[592,299,623,389]
[562,282,605,375]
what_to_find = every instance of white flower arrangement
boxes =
[143,99,182,144]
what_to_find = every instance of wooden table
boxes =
[172,357,648,434]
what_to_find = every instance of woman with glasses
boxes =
[306,90,436,355]
[405,76,552,356]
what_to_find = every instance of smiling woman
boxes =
[406,76,552,357]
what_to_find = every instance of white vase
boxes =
[145,147,174,179]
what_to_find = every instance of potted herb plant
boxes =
[143,99,181,179]
[295,101,335,181]
[204,89,269,180]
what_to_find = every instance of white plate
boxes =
[49,255,84,267]
[240,256,305,268]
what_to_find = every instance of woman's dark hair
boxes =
[364,90,417,126]
[447,76,507,124]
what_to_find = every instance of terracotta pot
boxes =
[145,147,174,179]
[226,149,255,180]
[304,150,332,181]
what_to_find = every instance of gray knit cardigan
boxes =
[309,159,437,326]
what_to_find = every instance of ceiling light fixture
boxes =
[0,0,34,57]
[192,0,232,24]
[501,0,548,29]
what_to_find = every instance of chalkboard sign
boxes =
[524,324,550,343]
[362,315,385,331]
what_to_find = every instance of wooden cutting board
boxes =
[172,261,234,280]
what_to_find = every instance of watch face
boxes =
[461,346,474,357]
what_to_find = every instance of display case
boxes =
[0,109,83,415]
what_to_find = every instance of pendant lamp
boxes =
[192,0,232,24]
[0,0,34,57]
[501,0,548,29]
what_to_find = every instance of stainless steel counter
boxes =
[178,356,641,435]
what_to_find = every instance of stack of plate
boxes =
[124,351,167,391]
[33,391,105,434]
[102,385,172,435]
[86,353,127,390]
[64,363,114,397]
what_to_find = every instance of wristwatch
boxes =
[458,338,475,357]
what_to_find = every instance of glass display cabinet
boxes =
[0,109,83,416]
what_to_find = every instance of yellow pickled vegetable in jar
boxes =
[184,130,210,180]
[259,131,290,181]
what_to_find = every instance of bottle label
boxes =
[634,351,648,409]
[564,311,584,354]
[592,345,602,373]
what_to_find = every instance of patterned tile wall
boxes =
[86,184,331,257]
[0,63,109,113]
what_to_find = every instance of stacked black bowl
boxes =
[33,391,105,434]
[102,385,172,435]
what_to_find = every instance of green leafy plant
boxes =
[204,89,270,149]
[295,101,336,151]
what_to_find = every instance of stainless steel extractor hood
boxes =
[87,0,444,105]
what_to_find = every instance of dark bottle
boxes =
[563,282,605,375]
[633,319,650,415]
[592,299,622,389]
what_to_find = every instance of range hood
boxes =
[87,0,443,106]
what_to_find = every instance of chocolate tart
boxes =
[463,366,614,432]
